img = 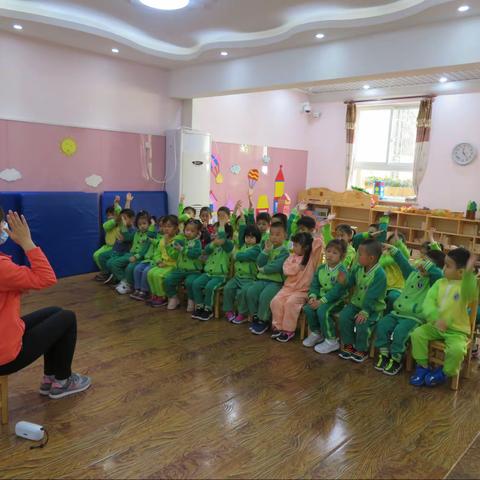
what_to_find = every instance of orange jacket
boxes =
[0,248,57,365]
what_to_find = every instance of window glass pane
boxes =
[354,109,391,164]
[388,107,418,164]
[351,168,415,199]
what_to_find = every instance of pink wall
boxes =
[210,142,307,212]
[0,119,165,192]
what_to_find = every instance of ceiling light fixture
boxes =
[363,84,370,90]
[138,0,189,10]
[220,51,229,56]
[111,48,119,53]
[13,24,23,30]
[439,77,448,83]
[315,33,325,39]
[458,5,470,12]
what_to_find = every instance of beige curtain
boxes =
[345,102,357,189]
[413,98,433,197]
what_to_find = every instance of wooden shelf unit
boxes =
[299,188,480,253]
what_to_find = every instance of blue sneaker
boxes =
[409,365,431,386]
[250,321,269,335]
[424,367,447,387]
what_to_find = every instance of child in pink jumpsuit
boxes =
[270,232,323,342]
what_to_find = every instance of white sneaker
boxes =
[302,331,324,348]
[167,296,180,310]
[115,281,132,295]
[314,338,340,354]
[186,299,195,313]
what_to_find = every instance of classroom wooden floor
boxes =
[0,274,479,479]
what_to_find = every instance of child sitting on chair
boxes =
[410,248,478,387]
[337,239,387,363]
[270,232,323,343]
[303,239,348,353]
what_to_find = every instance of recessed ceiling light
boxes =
[363,84,370,90]
[13,24,23,30]
[458,5,470,12]
[139,0,189,10]
[315,33,325,39]
[439,77,448,83]
[111,48,119,53]
[220,51,229,56]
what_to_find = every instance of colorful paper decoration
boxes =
[0,168,22,182]
[262,155,270,165]
[209,190,218,211]
[256,194,270,216]
[248,168,260,189]
[60,137,77,157]
[277,193,291,215]
[240,144,250,153]
[210,154,223,184]
[215,173,224,184]
[273,165,285,213]
[85,174,103,188]
[230,164,241,175]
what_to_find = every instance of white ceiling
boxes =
[0,0,478,69]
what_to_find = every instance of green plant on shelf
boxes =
[467,201,477,212]
[364,176,413,188]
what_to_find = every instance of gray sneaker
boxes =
[49,373,91,399]
[39,375,55,396]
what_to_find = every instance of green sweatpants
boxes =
[124,260,141,286]
[304,301,342,340]
[147,266,175,297]
[375,313,419,362]
[192,273,226,309]
[338,303,381,352]
[164,270,201,299]
[411,323,468,376]
[93,244,112,270]
[97,249,117,273]
[245,280,283,323]
[107,254,133,282]
[222,277,255,313]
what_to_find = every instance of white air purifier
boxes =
[165,128,211,215]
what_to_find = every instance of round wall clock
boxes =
[452,143,476,166]
[60,137,77,157]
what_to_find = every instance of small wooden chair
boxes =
[428,298,478,391]
[0,376,8,425]
[214,260,235,320]
[298,311,307,340]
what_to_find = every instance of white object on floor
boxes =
[167,296,180,310]
[187,299,195,312]
[15,421,45,442]
[302,331,324,348]
[314,338,340,354]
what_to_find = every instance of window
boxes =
[348,103,419,201]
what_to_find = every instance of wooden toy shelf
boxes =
[299,188,480,253]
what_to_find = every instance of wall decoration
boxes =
[211,154,223,184]
[262,154,271,165]
[248,168,260,189]
[273,165,285,213]
[230,164,241,175]
[209,190,218,211]
[240,144,250,153]
[0,168,22,182]
[85,174,103,188]
[256,194,270,216]
[60,137,77,157]
[277,193,292,215]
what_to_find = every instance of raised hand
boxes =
[126,192,134,202]
[5,211,35,251]
[264,239,273,252]
[466,254,478,272]
[114,195,121,204]
[180,194,185,204]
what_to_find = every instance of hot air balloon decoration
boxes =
[247,168,260,189]
[211,154,223,184]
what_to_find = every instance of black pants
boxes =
[0,307,77,380]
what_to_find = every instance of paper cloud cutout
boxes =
[85,174,103,188]
[0,168,22,182]
[230,164,241,175]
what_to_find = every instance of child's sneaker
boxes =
[276,331,295,343]
[130,290,146,301]
[103,273,115,285]
[39,374,55,396]
[192,307,205,320]
[151,296,168,308]
[115,281,132,295]
[167,296,180,310]
[270,329,282,339]
[199,309,214,321]
[374,353,390,371]
[249,315,260,331]
[250,321,269,335]
[49,373,91,399]
[338,344,355,360]
[94,273,109,282]
[351,349,369,363]
[232,314,248,325]
[225,311,236,323]
[314,338,340,354]
[424,367,446,387]
[186,299,195,313]
[472,344,479,358]
[302,331,324,348]
[409,365,431,386]
[383,358,402,376]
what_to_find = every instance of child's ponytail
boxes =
[291,232,313,266]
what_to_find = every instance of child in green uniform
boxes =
[255,212,271,248]
[245,222,290,335]
[98,208,136,284]
[374,246,445,375]
[115,211,154,294]
[192,220,234,321]
[165,219,203,312]
[303,239,348,353]
[147,215,181,307]
[224,218,262,324]
[337,239,387,362]
[178,194,196,225]
[410,248,478,387]
[322,220,356,270]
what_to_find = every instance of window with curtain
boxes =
[348,102,420,201]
